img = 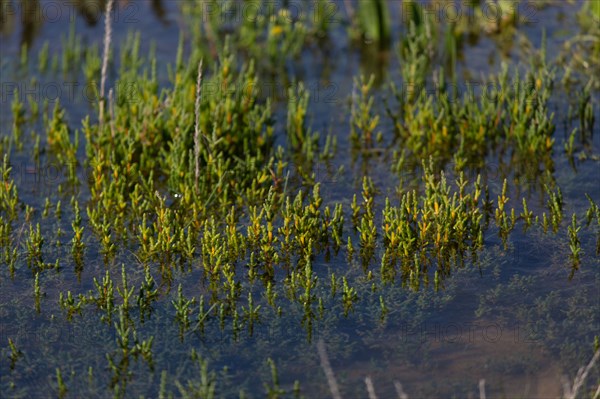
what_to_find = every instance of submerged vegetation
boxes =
[1,0,599,397]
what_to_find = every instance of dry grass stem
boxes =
[365,376,378,399]
[194,59,204,193]
[565,349,600,399]
[394,381,409,399]
[99,0,114,127]
[317,339,342,399]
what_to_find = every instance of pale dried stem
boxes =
[317,339,342,399]
[565,349,600,399]
[99,0,114,127]
[479,379,486,399]
[194,59,204,192]
[365,376,378,399]
[393,381,408,399]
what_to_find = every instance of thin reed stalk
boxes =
[479,379,486,399]
[394,381,408,399]
[365,376,378,399]
[99,0,115,127]
[317,339,342,399]
[565,349,600,399]
[194,59,204,193]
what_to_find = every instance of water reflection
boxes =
[0,0,170,50]
[357,40,391,87]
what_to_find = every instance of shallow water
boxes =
[1,1,599,398]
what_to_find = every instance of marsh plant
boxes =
[1,0,599,397]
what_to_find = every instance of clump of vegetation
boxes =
[381,163,485,289]
[560,1,600,89]
[1,0,598,397]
